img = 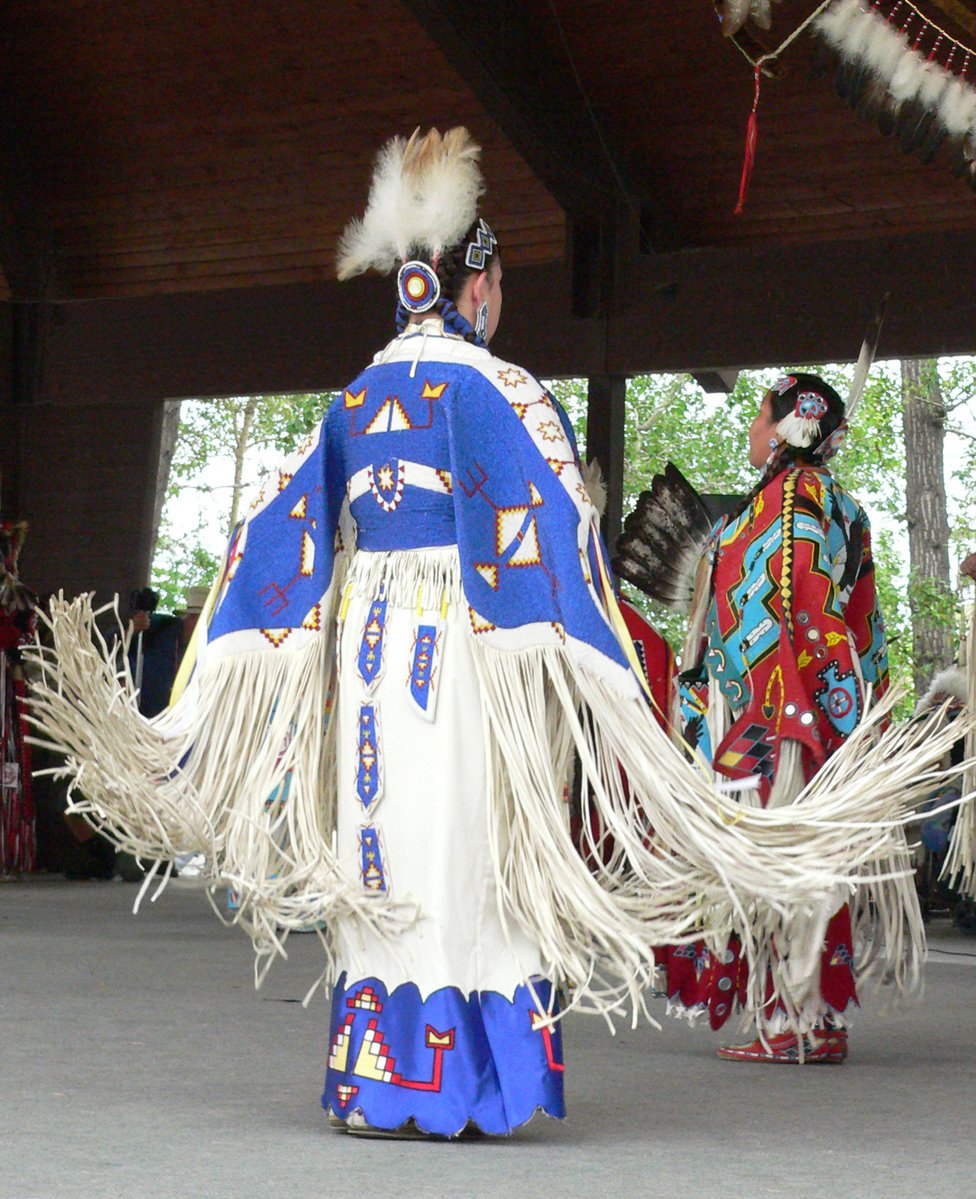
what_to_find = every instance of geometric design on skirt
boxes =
[529,1009,565,1073]
[328,1013,356,1073]
[359,825,388,892]
[347,985,384,1013]
[335,1084,360,1109]
[352,1018,456,1091]
[356,704,383,810]
[323,975,566,1136]
[357,596,388,688]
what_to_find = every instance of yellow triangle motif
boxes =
[364,398,413,435]
[507,516,541,567]
[475,564,499,591]
[468,606,497,635]
[300,530,315,577]
[328,1021,352,1073]
[421,380,448,400]
[496,507,528,556]
[302,604,322,632]
[344,388,367,408]
[352,1028,394,1082]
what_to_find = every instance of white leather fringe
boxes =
[473,640,973,1031]
[26,582,411,991]
[26,582,975,1029]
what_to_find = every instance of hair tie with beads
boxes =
[397,260,441,314]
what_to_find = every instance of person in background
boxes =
[631,375,888,1064]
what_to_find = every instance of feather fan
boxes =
[613,464,715,613]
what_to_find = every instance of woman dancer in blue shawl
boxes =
[28,129,950,1139]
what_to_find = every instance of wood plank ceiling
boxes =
[1,0,974,301]
[544,0,976,249]
[0,0,565,299]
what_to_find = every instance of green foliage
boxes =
[153,367,975,708]
[151,523,220,614]
[170,393,329,484]
[151,393,333,611]
[556,362,973,704]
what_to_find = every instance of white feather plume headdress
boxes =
[336,127,485,281]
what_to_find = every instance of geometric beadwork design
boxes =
[357,597,388,688]
[359,825,388,893]
[356,705,382,810]
[335,1083,360,1109]
[397,260,440,314]
[407,623,441,720]
[328,1013,356,1074]
[464,218,497,271]
[347,985,384,1013]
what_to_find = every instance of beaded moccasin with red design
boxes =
[716,1028,846,1064]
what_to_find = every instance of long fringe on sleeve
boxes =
[473,638,974,1031]
[26,580,412,989]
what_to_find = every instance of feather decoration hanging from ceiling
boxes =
[718,0,782,37]
[813,0,976,187]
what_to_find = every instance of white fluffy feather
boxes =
[815,0,976,151]
[814,0,865,50]
[336,136,410,281]
[336,127,484,281]
[776,412,822,448]
[940,77,976,138]
[404,127,484,260]
[916,666,967,712]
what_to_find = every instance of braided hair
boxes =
[395,218,498,345]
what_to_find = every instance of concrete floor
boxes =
[2,878,975,1199]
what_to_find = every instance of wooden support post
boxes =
[586,374,626,548]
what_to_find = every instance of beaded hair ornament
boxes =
[768,296,886,465]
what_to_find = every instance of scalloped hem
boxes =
[325,1102,564,1140]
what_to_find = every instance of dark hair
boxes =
[725,373,846,527]
[130,586,159,614]
[767,372,845,463]
[433,219,498,304]
[398,220,499,344]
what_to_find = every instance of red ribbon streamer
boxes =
[734,64,763,215]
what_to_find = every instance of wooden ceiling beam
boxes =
[608,227,976,374]
[399,0,627,227]
[0,89,59,305]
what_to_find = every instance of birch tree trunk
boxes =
[227,396,259,533]
[902,358,953,696]
[149,399,182,562]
